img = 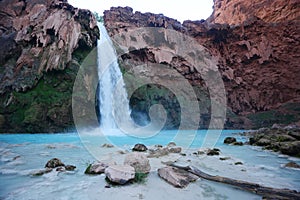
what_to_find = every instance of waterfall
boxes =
[97,23,132,131]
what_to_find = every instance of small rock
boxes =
[180,153,187,156]
[65,165,76,171]
[155,144,163,148]
[117,150,126,154]
[213,148,220,152]
[124,152,151,174]
[196,150,205,155]
[220,157,231,161]
[169,147,182,153]
[147,147,169,158]
[132,144,148,152]
[56,166,66,172]
[272,124,283,129]
[101,143,114,148]
[235,162,243,165]
[284,161,300,169]
[207,148,220,156]
[105,165,135,185]
[167,142,176,147]
[158,166,198,188]
[224,137,237,144]
[233,142,243,146]
[31,168,52,176]
[45,158,65,168]
[13,156,21,160]
[85,162,108,174]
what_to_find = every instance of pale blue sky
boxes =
[68,0,214,22]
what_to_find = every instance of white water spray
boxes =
[97,23,132,131]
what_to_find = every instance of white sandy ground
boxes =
[1,140,300,200]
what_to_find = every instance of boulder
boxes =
[235,162,243,165]
[101,143,114,148]
[65,165,76,171]
[132,144,148,152]
[220,157,231,161]
[169,147,182,153]
[207,148,220,156]
[105,165,135,185]
[124,152,151,174]
[31,168,52,176]
[224,137,237,144]
[85,162,108,174]
[167,142,176,147]
[279,141,300,156]
[148,147,169,158]
[288,131,300,140]
[233,142,244,146]
[284,161,300,169]
[272,124,283,129]
[256,138,272,146]
[45,158,65,168]
[158,166,198,188]
[279,134,297,142]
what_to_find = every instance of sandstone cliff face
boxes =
[209,0,300,25]
[0,0,99,132]
[103,1,300,129]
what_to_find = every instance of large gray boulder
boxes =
[158,166,198,188]
[105,165,135,185]
[124,152,151,174]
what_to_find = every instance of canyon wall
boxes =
[1,0,299,132]
[104,1,300,129]
[0,0,99,132]
[208,0,300,25]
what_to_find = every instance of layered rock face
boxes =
[209,0,300,25]
[0,0,99,132]
[103,1,300,129]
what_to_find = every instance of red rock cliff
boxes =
[0,0,99,93]
[0,0,99,132]
[103,1,300,129]
[208,0,300,25]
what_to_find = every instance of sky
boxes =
[68,0,214,22]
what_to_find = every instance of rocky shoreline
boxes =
[241,126,300,158]
[31,139,300,199]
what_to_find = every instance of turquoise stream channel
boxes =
[0,130,299,199]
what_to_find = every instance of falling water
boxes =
[97,23,132,130]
